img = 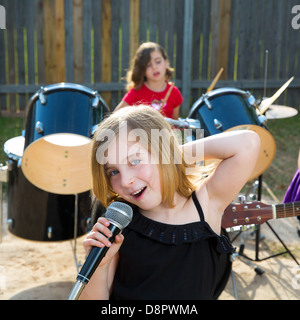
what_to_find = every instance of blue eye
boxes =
[131,159,141,166]
[109,170,119,177]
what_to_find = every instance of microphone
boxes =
[68,201,133,300]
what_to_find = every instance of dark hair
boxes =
[126,42,174,91]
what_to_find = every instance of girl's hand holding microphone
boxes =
[83,217,124,268]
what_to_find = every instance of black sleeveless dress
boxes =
[110,192,234,300]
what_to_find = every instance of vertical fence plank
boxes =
[121,0,130,79]
[279,1,290,80]
[175,0,185,84]
[16,0,26,110]
[148,0,157,42]
[5,0,16,112]
[55,0,66,82]
[201,0,211,81]
[111,0,120,108]
[166,0,175,69]
[26,0,36,86]
[191,0,201,101]
[158,0,167,48]
[139,0,147,43]
[216,0,231,79]
[64,0,74,82]
[83,0,92,83]
[73,0,83,83]
[92,0,101,83]
[35,0,45,84]
[0,7,6,111]
[181,0,193,115]
[44,0,57,83]
[252,0,263,80]
[130,0,140,61]
[101,0,112,108]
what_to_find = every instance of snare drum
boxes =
[4,136,93,241]
[21,83,109,195]
[188,88,276,180]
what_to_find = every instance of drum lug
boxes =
[247,94,256,106]
[47,226,53,239]
[91,124,99,136]
[7,160,13,172]
[35,121,44,134]
[258,115,267,125]
[214,118,223,130]
[204,97,212,110]
[38,88,47,105]
[92,96,100,108]
[7,218,14,229]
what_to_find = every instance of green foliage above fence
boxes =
[0,0,300,116]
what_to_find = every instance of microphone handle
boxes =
[68,223,120,300]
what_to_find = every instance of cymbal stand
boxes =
[0,164,8,244]
[230,249,265,300]
[241,175,299,265]
[0,168,3,244]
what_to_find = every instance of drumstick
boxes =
[206,68,224,93]
[159,82,174,112]
[258,76,294,115]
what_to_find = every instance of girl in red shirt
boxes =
[115,42,182,119]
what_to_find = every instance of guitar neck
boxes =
[274,201,300,219]
[222,200,300,229]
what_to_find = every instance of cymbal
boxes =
[265,105,298,120]
[21,133,93,195]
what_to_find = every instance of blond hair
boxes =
[91,106,208,207]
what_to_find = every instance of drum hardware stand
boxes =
[230,249,265,300]
[228,218,265,299]
[70,193,82,273]
[240,175,299,265]
[0,164,8,244]
[263,50,269,99]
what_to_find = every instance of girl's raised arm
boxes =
[183,130,260,212]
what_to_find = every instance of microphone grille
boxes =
[105,202,133,230]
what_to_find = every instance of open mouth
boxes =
[131,186,147,199]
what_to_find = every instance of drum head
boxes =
[21,133,93,194]
[4,136,25,160]
[226,125,276,181]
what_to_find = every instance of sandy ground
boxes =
[0,199,300,301]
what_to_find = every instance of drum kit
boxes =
[0,83,109,243]
[0,73,298,298]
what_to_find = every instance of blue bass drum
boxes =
[24,83,108,148]
[21,83,109,195]
[5,83,108,241]
[188,88,276,181]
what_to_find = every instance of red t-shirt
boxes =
[123,82,183,119]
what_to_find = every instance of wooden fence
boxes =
[0,0,300,116]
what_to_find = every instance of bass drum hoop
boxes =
[188,87,251,118]
[24,82,109,149]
